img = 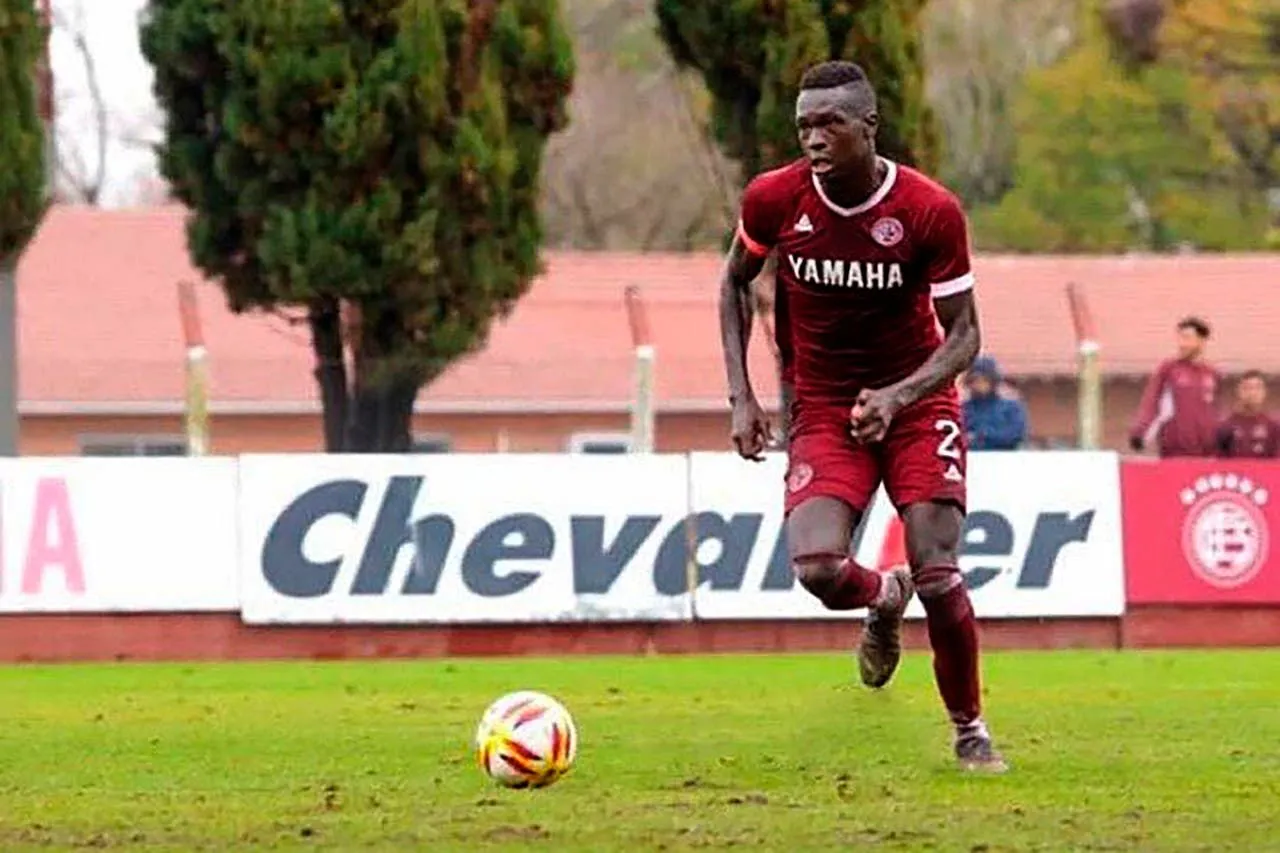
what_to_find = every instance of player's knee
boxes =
[902,501,963,572]
[913,564,964,600]
[910,542,959,574]
[791,553,844,598]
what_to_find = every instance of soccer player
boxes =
[719,61,1004,772]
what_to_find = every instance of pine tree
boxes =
[654,0,936,178]
[142,0,574,451]
[0,0,45,264]
[0,0,47,455]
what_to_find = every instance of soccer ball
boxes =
[474,690,577,789]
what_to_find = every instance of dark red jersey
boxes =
[1130,358,1221,457]
[1216,411,1280,458]
[737,157,974,406]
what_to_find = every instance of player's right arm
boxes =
[721,178,784,460]
[720,234,767,404]
[720,233,771,461]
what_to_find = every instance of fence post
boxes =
[177,281,210,456]
[624,284,655,453]
[1066,282,1102,450]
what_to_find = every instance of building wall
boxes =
[1016,377,1148,449]
[18,378,1155,456]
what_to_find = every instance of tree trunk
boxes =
[0,261,17,456]
[347,371,419,452]
[382,373,419,452]
[346,380,380,452]
[309,298,349,452]
[346,307,420,453]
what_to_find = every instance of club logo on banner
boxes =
[688,451,1125,620]
[1124,460,1280,603]
[1179,473,1268,590]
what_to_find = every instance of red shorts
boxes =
[783,391,967,516]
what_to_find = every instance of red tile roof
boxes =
[16,205,1280,414]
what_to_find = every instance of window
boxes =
[78,434,188,457]
[411,434,453,453]
[567,432,632,454]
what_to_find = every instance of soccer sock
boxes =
[916,565,983,729]
[795,555,885,610]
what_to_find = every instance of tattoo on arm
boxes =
[719,235,767,403]
[890,289,981,407]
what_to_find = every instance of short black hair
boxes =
[799,61,876,116]
[1177,316,1211,339]
[1241,369,1266,383]
[800,61,869,91]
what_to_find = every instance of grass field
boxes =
[1,650,1278,852]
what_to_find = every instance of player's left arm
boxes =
[888,290,981,409]
[887,196,982,409]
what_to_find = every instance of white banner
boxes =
[238,454,693,624]
[688,451,1125,619]
[0,458,238,612]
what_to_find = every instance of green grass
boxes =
[1,650,1278,851]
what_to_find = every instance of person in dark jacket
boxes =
[963,356,1028,450]
[1216,370,1280,458]
[1129,316,1221,457]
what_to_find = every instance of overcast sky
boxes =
[50,0,160,208]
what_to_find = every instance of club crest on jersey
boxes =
[787,463,814,493]
[870,217,904,247]
[786,255,905,290]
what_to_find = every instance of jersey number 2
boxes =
[934,419,962,460]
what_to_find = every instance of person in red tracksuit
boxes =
[1216,370,1280,458]
[1129,316,1221,457]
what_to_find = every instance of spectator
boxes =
[1215,370,1280,458]
[1129,316,1221,457]
[963,356,1028,450]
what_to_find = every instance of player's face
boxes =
[1240,377,1267,408]
[1175,327,1205,360]
[795,88,875,178]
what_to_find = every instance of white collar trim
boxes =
[811,158,898,217]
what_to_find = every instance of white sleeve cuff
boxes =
[931,272,975,298]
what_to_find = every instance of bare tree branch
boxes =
[539,0,735,250]
[52,2,107,205]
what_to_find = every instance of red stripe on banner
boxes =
[876,514,908,570]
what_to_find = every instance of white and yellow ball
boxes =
[475,690,577,789]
